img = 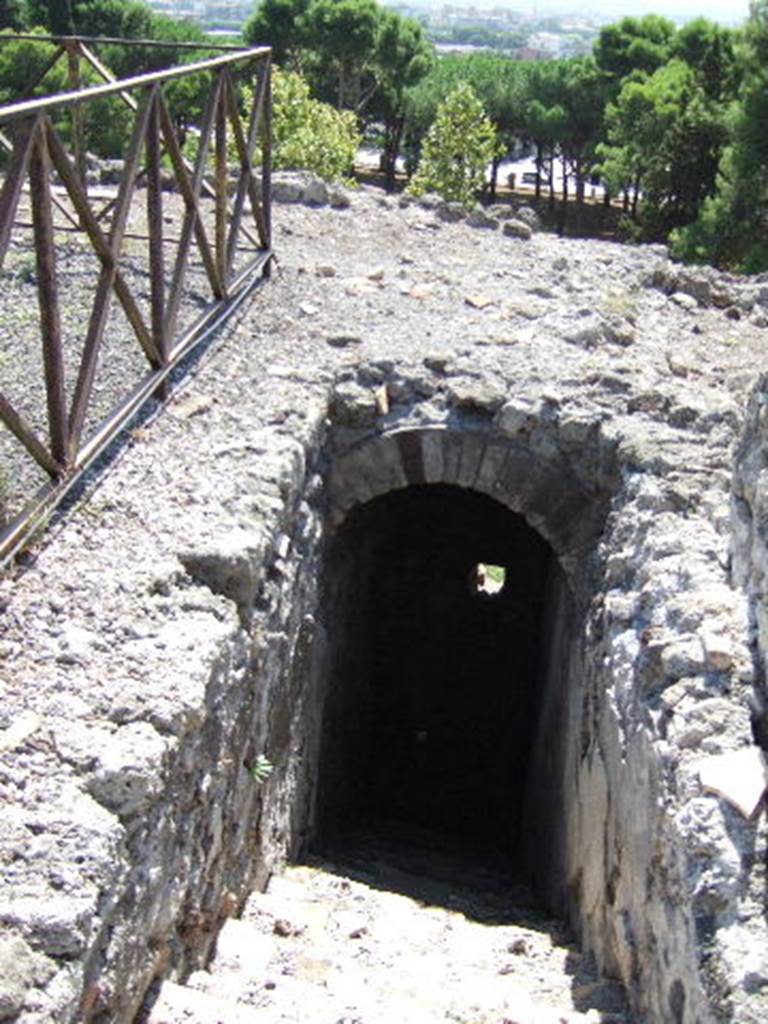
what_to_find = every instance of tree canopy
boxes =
[0,0,763,272]
[593,14,676,83]
[672,0,768,270]
[599,58,727,238]
[244,0,310,67]
[268,65,361,180]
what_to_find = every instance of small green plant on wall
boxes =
[250,754,273,783]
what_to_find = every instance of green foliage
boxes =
[672,2,768,270]
[0,1,213,156]
[268,66,361,181]
[246,0,433,183]
[404,53,525,184]
[0,29,68,105]
[593,14,676,83]
[72,0,153,38]
[521,57,606,202]
[408,80,496,207]
[244,0,310,68]
[403,54,466,146]
[250,755,273,783]
[0,27,126,157]
[0,0,27,30]
[26,0,74,32]
[672,17,739,101]
[368,8,433,187]
[298,0,381,109]
[598,58,726,238]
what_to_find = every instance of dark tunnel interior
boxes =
[313,484,559,868]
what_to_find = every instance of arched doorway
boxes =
[313,483,562,871]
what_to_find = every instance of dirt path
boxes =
[148,823,636,1024]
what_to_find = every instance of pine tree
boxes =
[673,1,768,270]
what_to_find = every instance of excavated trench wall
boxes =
[305,378,767,1024]
[313,398,704,1024]
[3,373,767,1024]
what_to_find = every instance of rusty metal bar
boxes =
[146,87,167,366]
[163,76,224,341]
[0,122,37,267]
[0,392,61,477]
[223,71,264,275]
[0,248,269,568]
[0,48,271,125]
[66,41,88,197]
[44,111,158,364]
[11,221,261,249]
[262,63,272,268]
[17,43,65,99]
[61,92,159,451]
[215,81,228,293]
[28,117,68,471]
[224,63,271,269]
[154,91,224,293]
[78,41,138,112]
[0,45,272,566]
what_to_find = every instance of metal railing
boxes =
[0,37,272,565]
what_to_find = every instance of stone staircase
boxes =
[147,827,635,1024]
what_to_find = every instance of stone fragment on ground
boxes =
[148,834,636,1024]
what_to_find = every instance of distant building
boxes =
[145,0,251,30]
[526,31,564,56]
[147,0,204,19]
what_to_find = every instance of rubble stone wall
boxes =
[320,371,768,1024]
[2,182,768,1024]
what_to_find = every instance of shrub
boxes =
[243,66,361,182]
[407,80,496,207]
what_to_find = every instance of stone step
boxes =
[207,918,276,976]
[146,980,263,1024]
[147,857,635,1024]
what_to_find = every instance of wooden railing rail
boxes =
[0,42,272,566]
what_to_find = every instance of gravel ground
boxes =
[163,821,635,1024]
[0,188,257,525]
[183,823,634,1024]
[2,175,768,1022]
[3,177,766,532]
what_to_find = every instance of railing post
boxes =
[29,117,69,472]
[262,56,272,278]
[146,86,167,373]
[0,43,274,565]
[65,38,88,198]
[215,71,229,294]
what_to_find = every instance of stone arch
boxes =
[314,413,620,895]
[326,421,615,588]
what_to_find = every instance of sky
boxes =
[427,0,754,27]
[577,0,753,24]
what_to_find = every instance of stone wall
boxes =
[0,413,332,1022]
[320,367,768,1024]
